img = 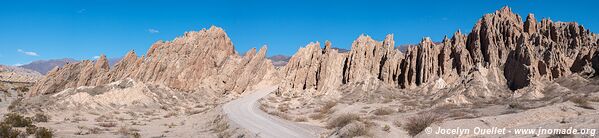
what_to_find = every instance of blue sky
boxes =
[1,0,598,66]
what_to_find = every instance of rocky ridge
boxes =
[278,6,599,101]
[29,26,275,96]
[0,65,42,83]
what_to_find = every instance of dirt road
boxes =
[223,86,321,138]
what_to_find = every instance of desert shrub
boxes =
[269,111,292,120]
[393,120,402,127]
[35,127,53,138]
[570,97,595,110]
[339,122,369,137]
[294,116,307,122]
[0,123,22,138]
[277,104,289,112]
[317,101,337,114]
[3,113,33,127]
[507,101,528,109]
[373,107,395,116]
[403,112,444,136]
[118,126,140,137]
[97,122,117,128]
[163,112,178,118]
[7,98,22,111]
[382,124,391,132]
[26,125,38,134]
[309,113,325,120]
[33,113,50,122]
[85,127,104,134]
[326,113,360,129]
[95,114,114,122]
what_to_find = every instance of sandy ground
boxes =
[223,86,323,138]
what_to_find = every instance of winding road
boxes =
[223,86,321,138]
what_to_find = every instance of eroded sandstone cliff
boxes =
[29,26,275,96]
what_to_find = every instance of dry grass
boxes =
[118,126,141,138]
[309,113,325,120]
[97,122,117,128]
[326,113,360,129]
[382,124,391,132]
[339,122,369,137]
[277,104,290,113]
[372,107,395,116]
[2,113,33,127]
[317,101,337,114]
[393,120,402,127]
[33,113,50,122]
[270,111,293,120]
[403,112,444,136]
[570,97,595,110]
[163,112,179,118]
[294,116,307,122]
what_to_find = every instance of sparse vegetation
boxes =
[269,111,292,120]
[163,112,178,118]
[2,112,33,127]
[326,113,360,129]
[382,124,390,132]
[294,116,307,122]
[317,101,337,114]
[35,127,53,138]
[118,126,141,138]
[404,112,444,136]
[570,97,595,110]
[309,113,325,120]
[339,122,369,137]
[97,122,117,128]
[33,113,50,122]
[0,123,22,138]
[372,107,394,116]
[393,120,402,127]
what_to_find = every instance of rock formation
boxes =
[29,26,275,96]
[278,6,599,98]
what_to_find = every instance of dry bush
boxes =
[339,122,369,137]
[118,126,140,137]
[97,122,117,128]
[210,115,229,133]
[7,98,22,110]
[95,114,114,122]
[317,101,337,114]
[277,104,290,113]
[309,113,325,120]
[382,124,391,132]
[403,112,444,136]
[373,107,395,116]
[2,112,32,127]
[33,113,50,122]
[507,101,530,109]
[570,97,595,110]
[393,120,402,127]
[26,125,38,134]
[0,124,21,138]
[35,127,53,138]
[294,116,307,122]
[269,111,292,120]
[163,112,178,118]
[326,113,360,129]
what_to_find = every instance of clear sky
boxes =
[1,0,598,66]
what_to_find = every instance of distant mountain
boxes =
[268,55,291,67]
[19,58,78,75]
[0,65,42,82]
[331,47,350,53]
[19,57,123,75]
